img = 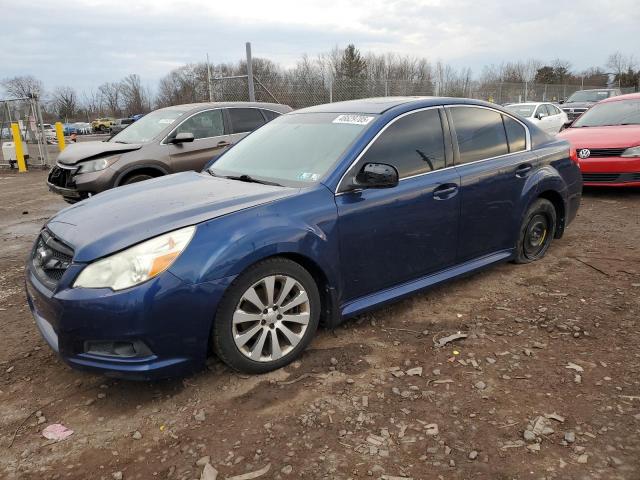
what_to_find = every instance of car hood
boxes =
[558,125,640,148]
[46,171,298,262]
[561,102,594,109]
[57,141,143,165]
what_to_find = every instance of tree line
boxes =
[2,46,638,122]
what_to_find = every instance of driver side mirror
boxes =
[169,132,195,144]
[536,112,547,120]
[350,163,399,190]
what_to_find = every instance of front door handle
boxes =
[515,164,532,178]
[217,141,231,147]
[433,183,458,200]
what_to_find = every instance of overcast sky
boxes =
[2,0,638,94]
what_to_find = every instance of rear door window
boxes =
[228,108,266,134]
[361,109,446,178]
[450,107,509,164]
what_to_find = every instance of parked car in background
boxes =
[28,97,581,378]
[109,117,135,135]
[131,114,145,121]
[63,123,78,136]
[560,88,622,122]
[91,118,115,132]
[74,122,92,135]
[47,102,292,203]
[558,92,640,187]
[42,124,57,143]
[506,102,569,135]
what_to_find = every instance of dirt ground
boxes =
[0,169,639,480]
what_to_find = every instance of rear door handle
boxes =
[515,164,532,178]
[433,183,458,200]
[217,141,231,147]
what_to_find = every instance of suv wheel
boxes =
[514,198,556,264]
[211,258,321,374]
[121,173,155,185]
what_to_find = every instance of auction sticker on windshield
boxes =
[332,114,375,125]
[158,119,176,124]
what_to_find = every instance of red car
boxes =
[558,93,640,187]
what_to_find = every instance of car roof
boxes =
[294,96,504,114]
[599,92,640,103]
[574,88,619,92]
[157,101,292,113]
[506,102,548,107]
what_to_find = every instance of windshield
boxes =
[572,100,640,127]
[506,104,536,118]
[566,90,613,103]
[209,112,373,185]
[110,108,186,143]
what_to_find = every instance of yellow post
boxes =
[10,123,27,173]
[55,122,66,151]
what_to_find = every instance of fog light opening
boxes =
[84,340,152,358]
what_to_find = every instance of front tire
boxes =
[121,173,154,185]
[513,198,556,264]
[211,258,321,374]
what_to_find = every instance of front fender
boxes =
[169,187,340,289]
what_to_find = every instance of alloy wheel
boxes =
[232,275,310,362]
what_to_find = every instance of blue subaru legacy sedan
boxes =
[25,97,582,379]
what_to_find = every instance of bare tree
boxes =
[98,82,122,117]
[50,86,78,121]
[120,74,150,115]
[1,75,44,99]
[606,51,636,76]
[81,89,103,121]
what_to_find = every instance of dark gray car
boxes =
[109,117,135,135]
[560,88,621,121]
[47,102,292,203]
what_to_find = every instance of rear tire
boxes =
[513,198,556,264]
[211,258,321,374]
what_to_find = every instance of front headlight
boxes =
[74,226,195,290]
[621,146,640,158]
[77,155,120,174]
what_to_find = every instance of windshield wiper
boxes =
[222,174,283,187]
[113,140,128,144]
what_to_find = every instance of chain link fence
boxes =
[210,75,636,108]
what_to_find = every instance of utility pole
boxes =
[206,53,213,102]
[246,42,256,102]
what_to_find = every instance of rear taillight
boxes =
[569,146,579,164]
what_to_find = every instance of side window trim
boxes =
[336,105,447,194]
[161,108,226,144]
[446,105,531,167]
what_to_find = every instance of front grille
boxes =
[578,148,627,158]
[562,108,587,120]
[48,165,77,189]
[31,230,74,290]
[582,172,640,183]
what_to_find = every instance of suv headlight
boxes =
[621,146,640,158]
[74,226,195,290]
[77,155,120,174]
